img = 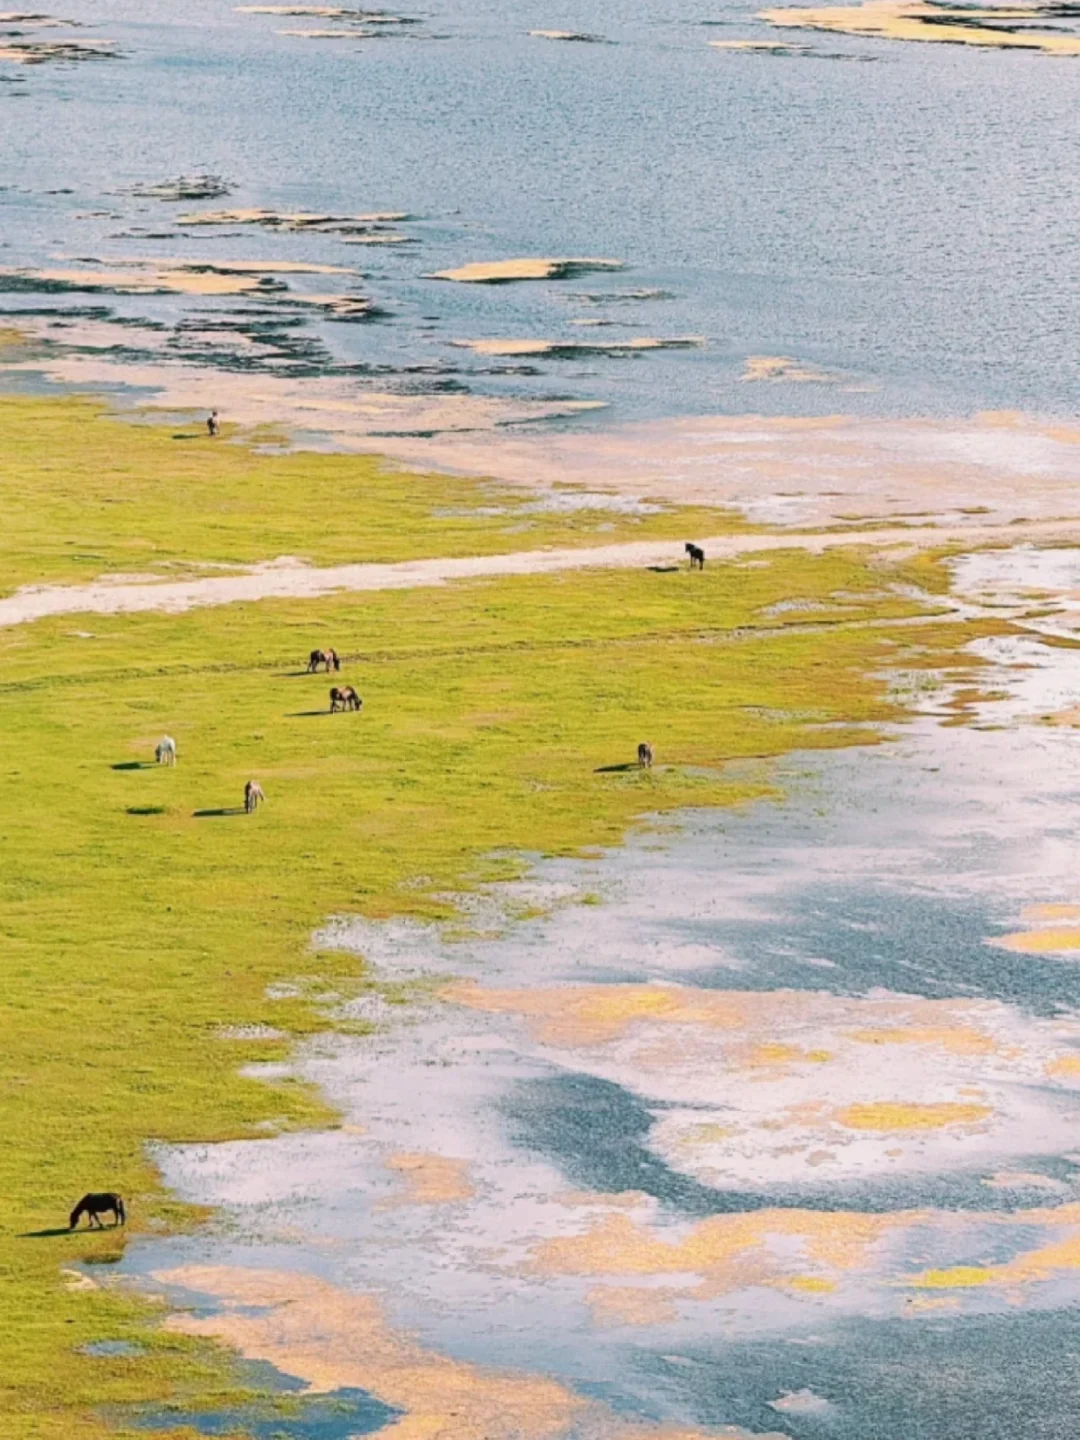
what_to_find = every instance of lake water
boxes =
[5,0,1080,428]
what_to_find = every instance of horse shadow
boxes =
[287,709,333,718]
[127,805,165,816]
[647,565,680,573]
[19,1226,75,1239]
[193,806,247,818]
[112,761,154,771]
[594,762,640,773]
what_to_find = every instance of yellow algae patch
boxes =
[451,337,704,357]
[443,980,680,1043]
[1023,903,1080,922]
[746,1042,831,1065]
[158,1266,586,1440]
[426,258,625,284]
[156,1267,762,1440]
[785,1275,836,1294]
[910,1266,995,1289]
[586,1285,680,1327]
[835,1102,991,1131]
[442,981,999,1054]
[1046,1055,1080,1078]
[533,1208,900,1291]
[996,927,1080,954]
[681,1124,738,1145]
[847,1025,996,1056]
[759,0,1080,53]
[742,355,836,383]
[380,1152,475,1207]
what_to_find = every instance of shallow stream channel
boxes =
[118,548,1080,1440]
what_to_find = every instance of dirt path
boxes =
[4,519,1080,629]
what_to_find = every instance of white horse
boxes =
[244,780,265,814]
[155,735,177,766]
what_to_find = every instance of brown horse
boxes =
[330,686,362,712]
[638,742,654,769]
[70,1192,125,1230]
[308,648,341,673]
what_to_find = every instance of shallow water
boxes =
[123,552,1080,1439]
[5,0,1080,427]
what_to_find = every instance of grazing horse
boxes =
[685,543,705,571]
[308,648,341,674]
[155,735,177,766]
[330,686,362,713]
[244,780,265,814]
[638,742,654,769]
[70,1192,125,1230]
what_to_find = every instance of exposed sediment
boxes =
[759,0,1080,52]
[426,258,625,284]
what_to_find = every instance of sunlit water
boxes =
[4,0,1080,426]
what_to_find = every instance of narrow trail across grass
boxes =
[4,517,1078,629]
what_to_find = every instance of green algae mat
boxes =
[0,396,1000,1437]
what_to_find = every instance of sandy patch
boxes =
[176,206,408,228]
[0,37,118,62]
[426,258,625,284]
[375,410,1080,527]
[0,355,606,446]
[833,1101,992,1131]
[742,355,837,383]
[0,263,277,297]
[759,0,1080,52]
[451,336,703,357]
[157,1266,778,1440]
[528,29,608,41]
[380,1152,475,1207]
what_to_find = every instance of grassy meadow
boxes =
[0,395,1000,1436]
[0,394,749,594]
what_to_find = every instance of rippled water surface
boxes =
[5,0,1080,423]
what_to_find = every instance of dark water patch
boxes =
[503,1071,1080,1215]
[678,882,1080,1017]
[126,1384,397,1439]
[123,175,234,202]
[632,1308,1080,1440]
[80,1339,144,1357]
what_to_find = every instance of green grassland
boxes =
[0,393,749,595]
[0,397,1003,1437]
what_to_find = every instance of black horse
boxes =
[685,542,705,571]
[70,1192,126,1230]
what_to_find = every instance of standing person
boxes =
[207,410,220,438]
